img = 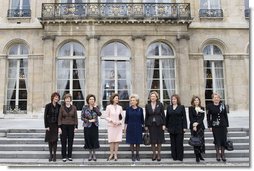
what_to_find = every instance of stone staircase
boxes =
[0,128,250,167]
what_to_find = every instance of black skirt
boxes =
[45,123,58,142]
[148,123,165,144]
[212,127,227,148]
[83,123,100,149]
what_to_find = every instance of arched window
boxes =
[57,42,85,110]
[101,42,131,110]
[147,42,175,108]
[203,44,225,106]
[6,44,28,113]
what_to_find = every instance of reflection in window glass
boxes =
[147,42,175,109]
[57,42,85,110]
[101,42,131,110]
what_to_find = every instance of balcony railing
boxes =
[245,9,250,18]
[7,9,31,18]
[41,3,191,21]
[3,105,27,114]
[199,9,223,18]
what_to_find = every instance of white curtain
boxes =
[22,59,28,93]
[101,61,106,102]
[147,58,155,96]
[7,60,17,106]
[214,61,224,97]
[162,59,175,98]
[125,61,131,96]
[76,59,85,99]
[57,60,70,99]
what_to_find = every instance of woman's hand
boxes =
[89,119,96,123]
[183,129,186,133]
[162,125,166,131]
[46,127,50,131]
[58,128,62,135]
[193,122,198,127]
[74,128,78,133]
[144,127,148,131]
[209,128,212,131]
[193,126,197,131]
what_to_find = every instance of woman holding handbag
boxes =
[105,93,123,161]
[207,93,229,162]
[166,94,187,161]
[188,96,206,163]
[145,91,166,161]
[124,94,144,161]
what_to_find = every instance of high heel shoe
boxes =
[216,158,221,162]
[152,154,157,161]
[107,155,114,161]
[199,154,205,161]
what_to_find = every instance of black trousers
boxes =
[170,133,184,161]
[60,124,75,158]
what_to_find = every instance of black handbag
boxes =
[119,113,122,120]
[188,136,202,146]
[225,140,234,151]
[143,133,150,146]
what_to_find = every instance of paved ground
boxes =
[0,110,249,129]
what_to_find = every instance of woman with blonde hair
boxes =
[145,91,166,161]
[124,94,144,161]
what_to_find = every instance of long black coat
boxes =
[188,106,205,130]
[145,101,166,127]
[166,105,187,134]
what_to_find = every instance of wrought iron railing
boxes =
[245,9,250,18]
[41,3,191,21]
[3,105,27,114]
[7,9,31,18]
[199,9,223,18]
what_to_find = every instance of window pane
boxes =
[116,42,130,57]
[161,43,173,56]
[11,0,20,9]
[9,45,19,55]
[147,43,159,56]
[200,0,208,9]
[203,45,211,55]
[213,45,222,55]
[73,42,84,56]
[22,0,30,9]
[59,43,71,56]
[101,43,115,56]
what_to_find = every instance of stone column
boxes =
[42,35,56,106]
[86,35,100,100]
[176,34,190,106]
[132,35,146,107]
[0,55,7,118]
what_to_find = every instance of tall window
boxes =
[57,42,85,110]
[6,44,28,113]
[147,42,175,109]
[8,0,30,17]
[203,44,225,106]
[101,42,131,110]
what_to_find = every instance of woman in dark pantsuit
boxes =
[166,94,187,161]
[188,96,205,163]
[207,93,229,162]
[145,91,165,161]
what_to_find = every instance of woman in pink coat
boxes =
[105,93,123,161]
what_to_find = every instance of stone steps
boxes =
[0,128,250,166]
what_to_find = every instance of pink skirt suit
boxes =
[105,104,123,143]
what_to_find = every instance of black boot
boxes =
[199,153,204,161]
[130,144,135,161]
[195,153,200,163]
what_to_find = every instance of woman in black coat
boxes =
[166,94,187,161]
[44,92,61,162]
[188,96,205,163]
[207,93,229,162]
[145,91,166,161]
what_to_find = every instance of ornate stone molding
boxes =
[42,35,56,41]
[131,34,146,41]
[86,35,100,41]
[176,34,190,41]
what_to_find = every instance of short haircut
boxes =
[149,91,159,101]
[86,94,96,104]
[191,95,201,107]
[63,93,72,101]
[129,94,139,106]
[109,93,119,104]
[212,92,221,99]
[51,92,60,102]
[171,94,181,105]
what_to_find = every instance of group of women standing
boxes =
[44,91,229,163]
